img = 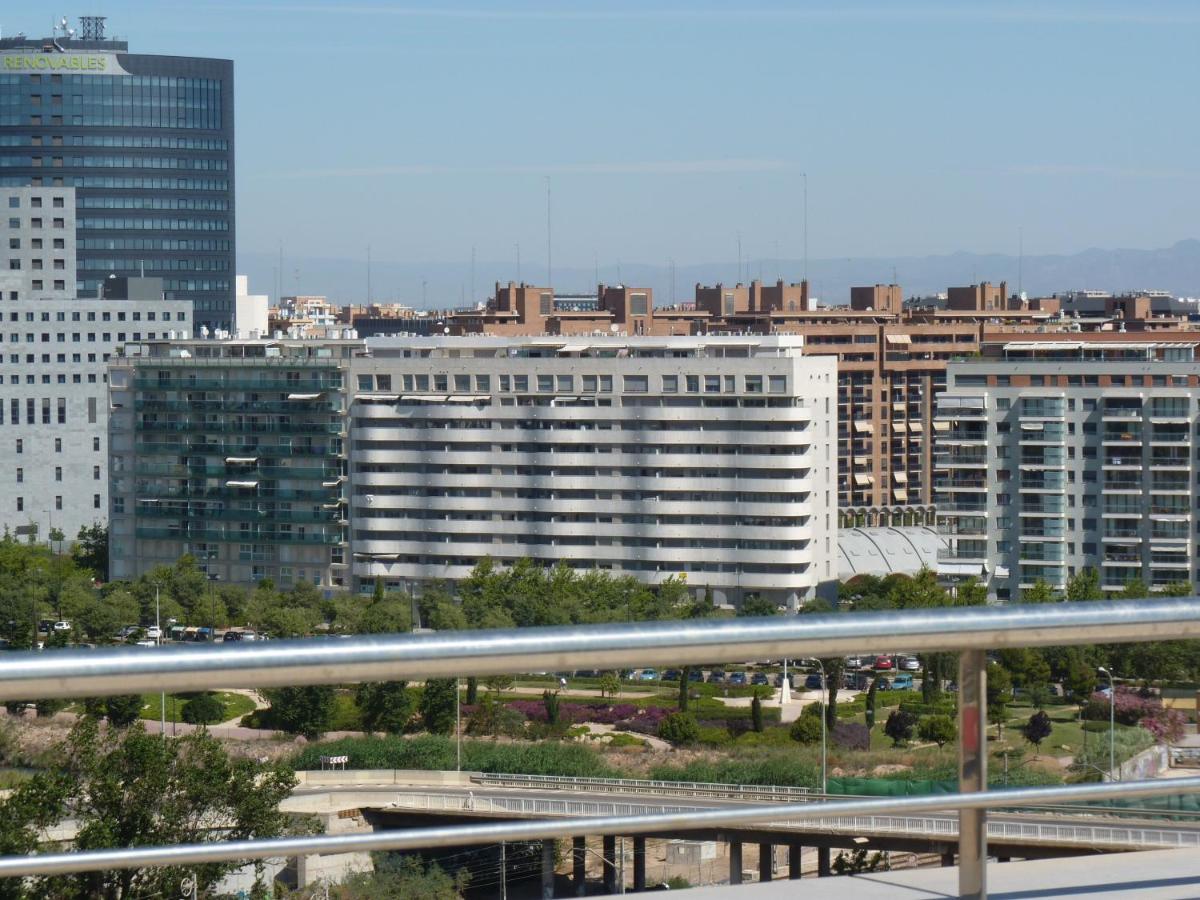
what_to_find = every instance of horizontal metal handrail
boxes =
[1,598,1198,700]
[473,772,814,801]
[2,778,1199,878]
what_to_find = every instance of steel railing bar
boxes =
[0,598,1198,700]
[1,777,1198,878]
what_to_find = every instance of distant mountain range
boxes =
[238,239,1200,309]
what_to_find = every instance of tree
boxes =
[657,711,699,744]
[918,715,957,749]
[598,671,621,699]
[47,528,65,555]
[420,678,458,736]
[336,854,470,899]
[543,689,560,726]
[677,667,690,712]
[355,682,414,735]
[72,524,108,580]
[884,710,917,747]
[1021,580,1057,603]
[267,685,335,739]
[181,693,224,727]
[988,700,1009,741]
[1065,568,1102,602]
[751,694,764,733]
[0,718,297,899]
[865,674,880,730]
[789,714,822,745]
[483,674,515,696]
[104,694,144,728]
[1022,710,1053,754]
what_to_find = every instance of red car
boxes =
[873,655,894,670]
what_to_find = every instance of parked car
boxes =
[574,669,600,679]
[873,655,894,670]
[804,673,825,690]
[52,621,71,632]
[892,673,915,691]
[751,672,770,686]
[898,656,920,672]
[662,669,682,682]
[774,673,789,688]
[638,668,659,682]
[688,668,705,682]
[145,626,162,640]
[707,670,726,684]
[875,676,893,690]
[728,671,748,686]
[135,639,157,648]
[844,656,866,669]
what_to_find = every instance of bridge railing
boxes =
[1,598,1200,899]
[473,772,814,802]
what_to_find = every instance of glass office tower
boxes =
[0,20,234,331]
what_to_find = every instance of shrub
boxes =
[789,715,822,745]
[1022,711,1052,751]
[917,715,957,749]
[884,710,917,747]
[831,721,869,751]
[657,712,700,745]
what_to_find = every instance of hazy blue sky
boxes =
[12,2,1200,271]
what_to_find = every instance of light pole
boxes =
[455,676,462,772]
[814,659,827,795]
[154,582,165,739]
[1098,666,1115,781]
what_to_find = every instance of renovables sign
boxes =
[2,53,127,74]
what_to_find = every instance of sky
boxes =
[9,1,1200,276]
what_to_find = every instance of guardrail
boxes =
[371,789,1200,850]
[473,772,814,803]
[1,598,1200,900]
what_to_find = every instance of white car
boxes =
[52,621,71,632]
[145,626,162,640]
[135,639,157,648]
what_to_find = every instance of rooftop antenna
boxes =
[737,231,742,282]
[79,16,106,40]
[670,257,676,304]
[470,244,476,303]
[366,244,371,304]
[545,176,552,288]
[801,172,809,283]
[1018,226,1024,296]
[516,242,521,282]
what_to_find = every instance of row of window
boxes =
[0,396,92,425]
[78,237,231,252]
[5,215,66,228]
[14,494,101,512]
[356,372,791,395]
[4,194,65,209]
[0,308,183,323]
[14,464,101,482]
[13,436,102,453]
[77,196,228,211]
[4,331,177,344]
[1,176,228,192]
[0,134,227,150]
[77,217,229,232]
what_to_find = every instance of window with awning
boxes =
[853,420,873,433]
[853,474,874,486]
[933,420,950,432]
[885,334,912,345]
[894,471,908,483]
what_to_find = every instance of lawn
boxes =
[139,691,258,725]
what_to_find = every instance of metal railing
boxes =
[1,599,1200,900]
[473,772,814,802]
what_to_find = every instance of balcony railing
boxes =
[0,601,1198,898]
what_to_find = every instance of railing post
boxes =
[787,842,802,879]
[758,843,773,882]
[573,836,586,896]
[729,840,743,885]
[958,648,988,900]
[633,836,646,891]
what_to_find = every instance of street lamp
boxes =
[153,581,165,739]
[1098,666,1116,781]
[455,676,462,772]
[814,659,828,795]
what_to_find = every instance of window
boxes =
[474,374,490,391]
[629,293,649,316]
[768,375,787,394]
[598,374,613,392]
[623,375,648,393]
[14,439,21,454]
[15,497,22,513]
[538,293,552,316]
[87,396,97,424]
[15,468,22,483]
[93,465,100,481]
[94,494,100,510]
[662,374,678,393]
[55,496,62,511]
[54,467,62,482]
[704,375,720,393]
[581,375,596,393]
[453,374,470,392]
[686,375,700,393]
[537,374,553,392]
[556,374,572,392]
[745,375,763,393]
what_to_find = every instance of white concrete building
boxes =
[233,275,269,339]
[935,339,1200,600]
[0,186,190,543]
[350,335,839,608]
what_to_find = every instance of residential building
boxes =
[107,339,354,586]
[0,184,190,542]
[935,334,1200,600]
[109,335,839,608]
[350,335,838,608]
[0,17,235,331]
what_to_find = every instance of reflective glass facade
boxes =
[0,38,234,331]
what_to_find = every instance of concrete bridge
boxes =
[279,769,1200,894]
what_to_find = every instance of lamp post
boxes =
[153,582,165,739]
[814,659,828,795]
[1098,666,1115,781]
[455,676,462,772]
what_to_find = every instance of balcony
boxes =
[1150,425,1191,444]
[1149,449,1190,468]
[939,517,987,538]
[1019,399,1065,419]
[1103,453,1143,469]
[1020,497,1064,515]
[1101,400,1142,420]
[1021,473,1065,491]
[1020,451,1065,468]
[1019,423,1065,443]
[937,476,988,491]
[1103,474,1142,491]
[1102,428,1143,445]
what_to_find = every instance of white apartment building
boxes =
[0,186,191,542]
[935,339,1200,600]
[351,335,839,609]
